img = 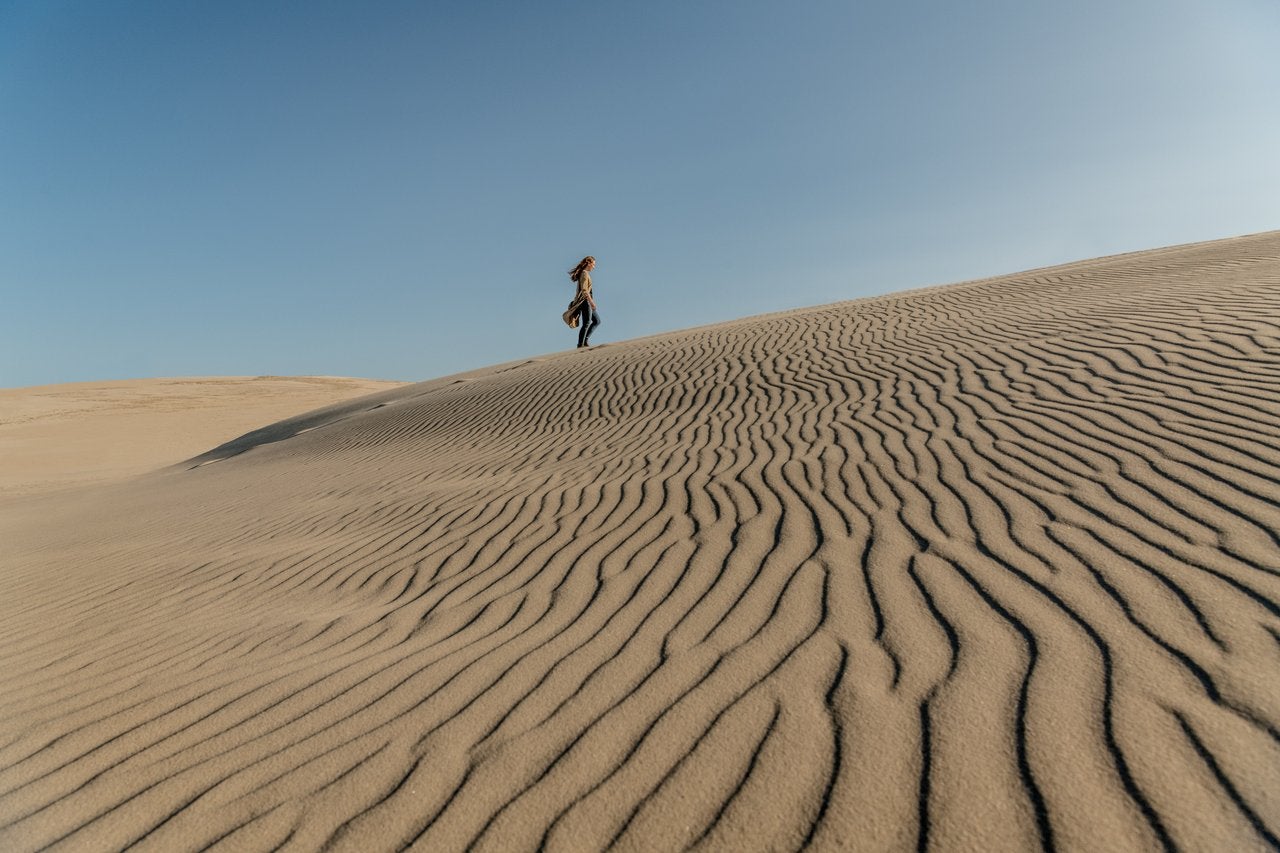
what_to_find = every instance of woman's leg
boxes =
[577,303,592,347]
[583,309,600,346]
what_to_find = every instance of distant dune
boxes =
[0,376,406,498]
[2,233,1279,851]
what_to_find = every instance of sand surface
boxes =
[2,234,1279,851]
[0,376,406,498]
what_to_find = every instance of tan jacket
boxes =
[563,295,585,327]
[563,272,593,327]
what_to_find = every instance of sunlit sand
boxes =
[0,376,405,498]
[2,234,1278,850]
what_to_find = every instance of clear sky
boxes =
[3,0,1278,388]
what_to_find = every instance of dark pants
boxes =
[577,302,600,347]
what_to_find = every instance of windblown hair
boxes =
[569,256,595,283]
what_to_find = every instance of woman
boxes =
[568,255,601,348]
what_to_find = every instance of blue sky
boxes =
[3,0,1278,387]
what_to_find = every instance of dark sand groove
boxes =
[3,233,1280,850]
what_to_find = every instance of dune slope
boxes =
[2,233,1279,851]
[0,376,406,498]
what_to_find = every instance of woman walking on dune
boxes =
[566,256,600,349]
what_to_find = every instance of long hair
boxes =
[569,256,595,283]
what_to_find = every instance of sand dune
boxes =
[0,376,406,499]
[2,233,1279,851]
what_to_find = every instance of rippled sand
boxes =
[2,234,1278,851]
